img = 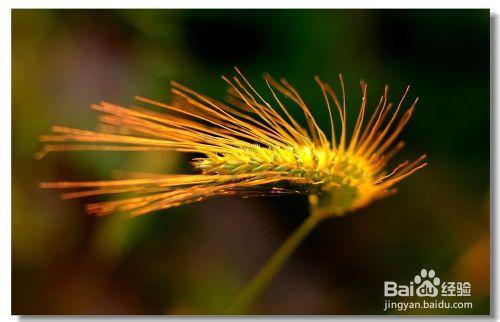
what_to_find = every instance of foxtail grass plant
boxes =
[38,68,426,314]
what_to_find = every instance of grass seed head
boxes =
[38,68,427,218]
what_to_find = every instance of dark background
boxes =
[12,9,490,314]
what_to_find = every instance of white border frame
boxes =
[3,2,499,322]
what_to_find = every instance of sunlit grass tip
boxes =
[37,67,427,218]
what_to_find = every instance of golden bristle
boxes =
[38,68,426,218]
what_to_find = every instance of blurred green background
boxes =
[12,9,489,315]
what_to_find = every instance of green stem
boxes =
[226,214,322,314]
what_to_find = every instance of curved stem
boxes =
[226,215,322,314]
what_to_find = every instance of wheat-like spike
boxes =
[38,68,426,218]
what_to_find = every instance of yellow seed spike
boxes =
[38,70,426,217]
